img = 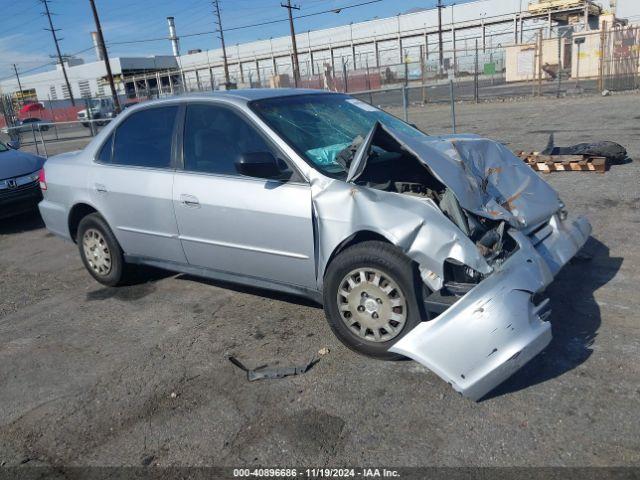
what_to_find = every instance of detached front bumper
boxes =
[390,214,591,400]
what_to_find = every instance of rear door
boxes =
[90,104,187,264]
[172,102,316,289]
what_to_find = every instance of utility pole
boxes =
[41,0,75,106]
[89,0,121,112]
[213,0,231,88]
[281,0,301,86]
[12,65,24,105]
[437,0,444,75]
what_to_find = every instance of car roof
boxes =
[187,88,327,101]
[137,88,332,109]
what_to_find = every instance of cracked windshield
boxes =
[251,93,423,177]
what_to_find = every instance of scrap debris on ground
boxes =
[517,134,629,174]
[228,355,320,381]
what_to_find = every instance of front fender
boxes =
[311,174,491,292]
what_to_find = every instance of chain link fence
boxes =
[3,25,640,158]
[1,94,117,157]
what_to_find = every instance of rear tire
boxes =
[323,241,429,360]
[77,213,131,286]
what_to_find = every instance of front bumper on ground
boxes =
[390,214,591,400]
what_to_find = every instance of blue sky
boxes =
[0,0,464,80]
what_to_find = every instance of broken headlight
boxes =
[444,259,484,284]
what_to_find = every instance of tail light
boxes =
[38,168,47,190]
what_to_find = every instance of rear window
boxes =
[111,106,178,168]
[97,134,113,163]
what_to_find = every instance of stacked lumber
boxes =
[516,152,608,174]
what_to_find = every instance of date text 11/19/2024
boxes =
[232,468,400,477]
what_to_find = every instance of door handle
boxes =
[94,183,107,193]
[180,194,200,207]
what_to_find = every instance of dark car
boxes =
[0,140,45,219]
[1,118,50,135]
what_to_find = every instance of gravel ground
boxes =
[0,93,638,468]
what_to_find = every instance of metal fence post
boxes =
[449,80,457,134]
[402,85,409,122]
[365,57,373,104]
[557,34,562,98]
[421,50,428,104]
[474,39,479,103]
[575,40,582,90]
[342,58,348,93]
[85,98,96,137]
[38,128,48,158]
[31,124,40,156]
[537,29,543,97]
[598,22,607,92]
[404,50,409,87]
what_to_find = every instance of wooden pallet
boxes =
[516,152,608,174]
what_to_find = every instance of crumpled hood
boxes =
[348,124,560,230]
[0,149,45,180]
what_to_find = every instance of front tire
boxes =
[77,213,131,286]
[323,241,429,360]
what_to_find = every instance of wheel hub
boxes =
[337,267,407,343]
[363,297,379,314]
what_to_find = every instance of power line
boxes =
[103,0,384,46]
[0,45,98,84]
[41,0,76,106]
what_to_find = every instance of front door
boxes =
[172,103,316,289]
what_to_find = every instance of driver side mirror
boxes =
[7,140,20,150]
[235,152,288,179]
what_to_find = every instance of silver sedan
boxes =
[38,89,591,400]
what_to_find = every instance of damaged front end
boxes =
[390,217,590,400]
[314,122,591,400]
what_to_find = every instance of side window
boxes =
[112,106,178,168]
[97,133,113,163]
[183,104,279,176]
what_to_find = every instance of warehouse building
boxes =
[0,56,177,103]
[173,0,617,87]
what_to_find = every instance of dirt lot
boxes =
[1,93,639,468]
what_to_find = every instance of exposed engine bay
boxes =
[336,126,517,284]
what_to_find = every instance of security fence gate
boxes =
[601,25,640,92]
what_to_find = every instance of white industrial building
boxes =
[1,0,638,100]
[171,0,635,90]
[0,55,177,102]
